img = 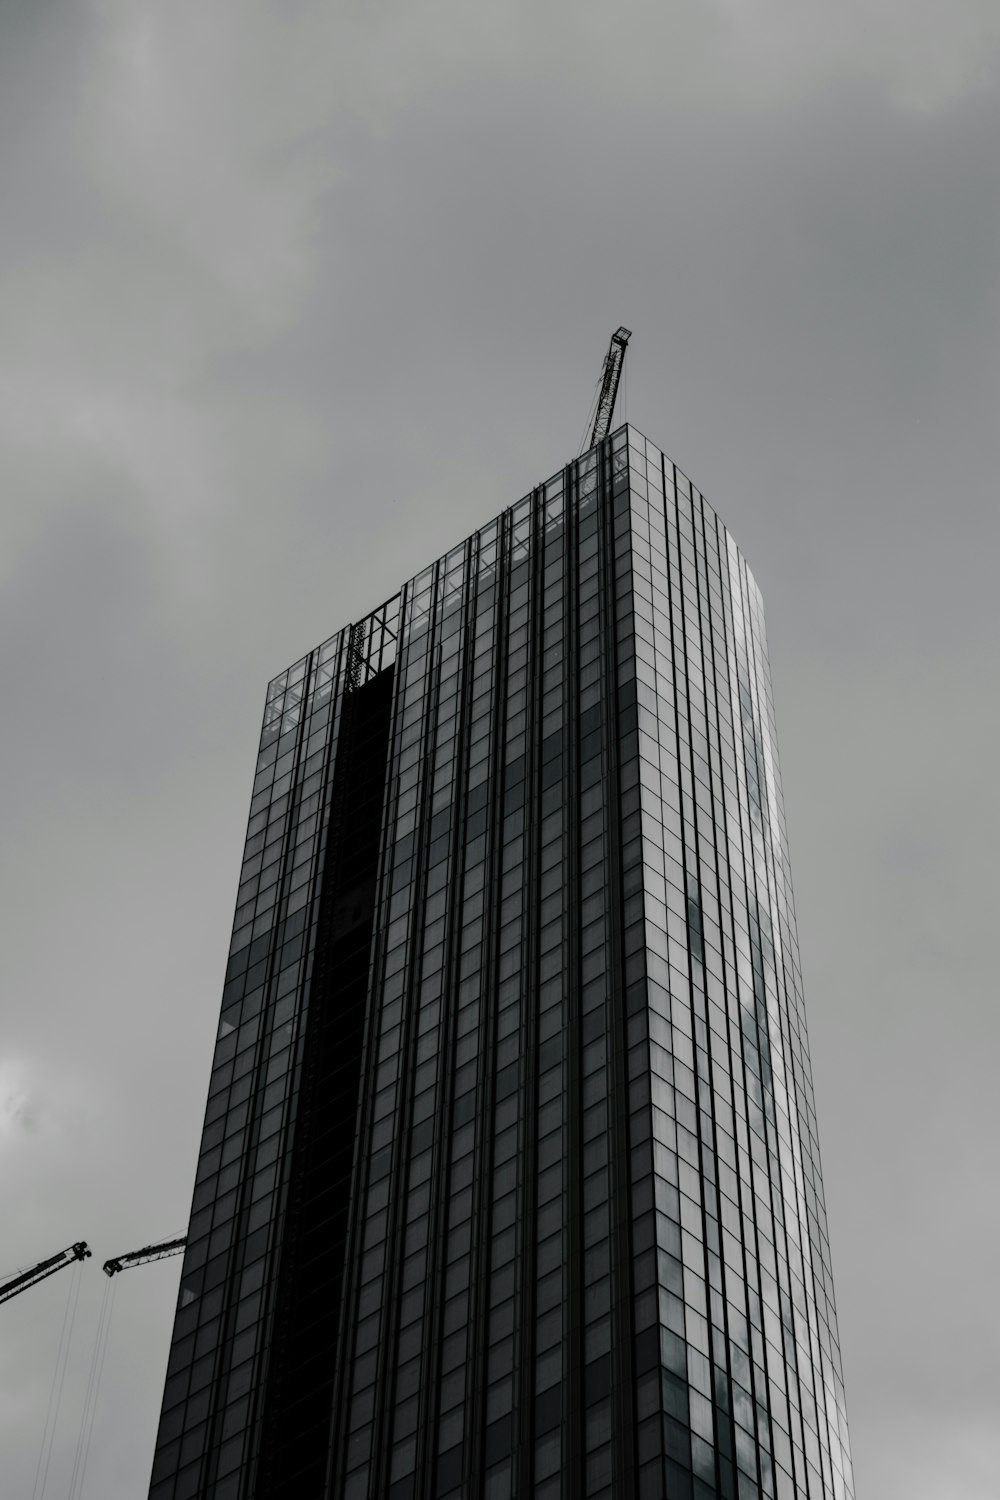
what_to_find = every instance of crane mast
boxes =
[0,1241,91,1306]
[103,1235,187,1277]
[589,326,632,448]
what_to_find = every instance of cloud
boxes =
[0,1060,41,1140]
[0,1056,97,1151]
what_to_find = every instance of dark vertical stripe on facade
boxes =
[370,563,444,1500]
[254,661,395,1498]
[323,599,410,1490]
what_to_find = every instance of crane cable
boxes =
[66,1230,183,1499]
[67,1273,118,1500]
[620,349,627,429]
[577,360,605,456]
[31,1256,83,1500]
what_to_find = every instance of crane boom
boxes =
[589,326,632,448]
[0,1241,91,1306]
[103,1235,187,1278]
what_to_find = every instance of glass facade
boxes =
[149,426,854,1500]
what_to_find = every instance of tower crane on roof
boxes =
[588,326,632,450]
[0,1240,91,1306]
[102,1235,186,1278]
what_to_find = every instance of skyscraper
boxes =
[149,425,854,1500]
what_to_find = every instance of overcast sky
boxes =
[2,2,998,1496]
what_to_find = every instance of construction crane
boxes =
[588,326,632,449]
[0,1241,91,1306]
[102,1235,186,1278]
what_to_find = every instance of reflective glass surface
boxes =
[149,428,853,1500]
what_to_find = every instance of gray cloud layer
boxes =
[3,3,999,1495]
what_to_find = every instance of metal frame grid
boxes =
[148,428,853,1500]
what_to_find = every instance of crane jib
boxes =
[0,1241,91,1306]
[589,326,632,449]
